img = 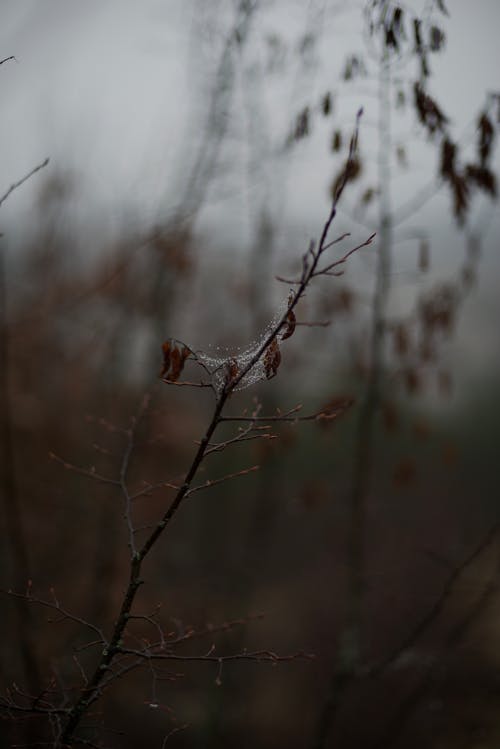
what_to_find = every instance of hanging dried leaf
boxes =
[385,6,405,51]
[281,308,296,340]
[294,107,310,140]
[263,338,281,379]
[385,26,398,51]
[342,55,366,81]
[439,139,471,223]
[429,25,445,52]
[330,156,362,201]
[465,164,497,196]
[413,18,423,53]
[169,346,183,381]
[440,138,456,178]
[331,130,342,152]
[321,92,332,116]
[477,113,495,164]
[160,340,191,382]
[393,7,404,35]
[414,83,448,134]
[435,0,449,16]
[450,172,469,224]
[160,340,172,379]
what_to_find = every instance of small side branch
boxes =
[186,465,259,497]
[0,587,107,645]
[116,646,315,665]
[48,452,119,488]
[0,158,49,209]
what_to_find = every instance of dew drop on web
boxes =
[190,296,289,393]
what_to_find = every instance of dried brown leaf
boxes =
[160,340,191,382]
[281,308,296,341]
[263,339,281,379]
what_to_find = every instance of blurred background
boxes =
[1,1,500,747]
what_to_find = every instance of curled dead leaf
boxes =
[160,339,191,382]
[281,308,296,340]
[264,338,281,379]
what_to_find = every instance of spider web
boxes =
[191,296,289,393]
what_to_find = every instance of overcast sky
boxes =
[1,1,499,230]
[1,0,499,380]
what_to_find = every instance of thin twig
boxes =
[0,158,49,209]
[116,646,315,664]
[48,452,120,488]
[161,723,189,747]
[130,480,180,500]
[186,465,259,497]
[0,588,107,645]
[120,394,152,556]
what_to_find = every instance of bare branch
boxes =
[314,232,376,276]
[116,646,315,664]
[161,723,189,747]
[0,158,49,209]
[0,588,107,645]
[186,465,259,497]
[119,393,152,557]
[48,452,119,488]
[164,611,266,647]
[220,398,354,424]
[130,480,180,501]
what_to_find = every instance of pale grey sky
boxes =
[1,0,498,237]
[1,0,499,382]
